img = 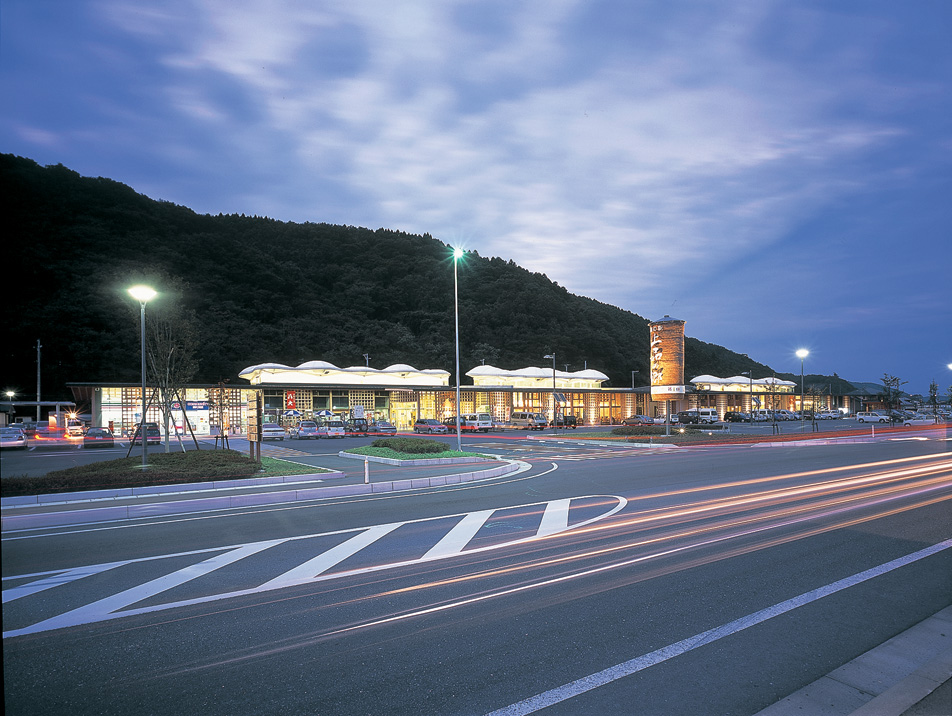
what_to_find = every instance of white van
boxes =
[694,408,718,424]
[510,411,548,430]
[856,411,890,423]
[461,413,493,432]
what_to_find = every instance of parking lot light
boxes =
[128,285,156,469]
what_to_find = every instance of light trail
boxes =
[112,453,952,680]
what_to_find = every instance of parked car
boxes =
[295,420,319,439]
[553,414,578,428]
[461,413,494,432]
[345,418,370,434]
[902,416,938,426]
[622,415,653,426]
[679,408,718,424]
[132,422,162,445]
[856,411,890,423]
[372,420,397,436]
[317,420,346,438]
[653,414,679,424]
[83,427,115,448]
[1,427,29,449]
[261,423,287,440]
[510,411,548,430]
[723,411,749,422]
[414,419,447,434]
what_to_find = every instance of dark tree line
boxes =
[5,153,823,402]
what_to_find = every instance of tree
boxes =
[145,287,200,451]
[880,373,907,422]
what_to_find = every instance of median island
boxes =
[343,437,491,462]
[0,450,328,498]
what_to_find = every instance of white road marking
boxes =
[483,539,952,716]
[3,494,625,637]
[258,523,401,589]
[423,510,496,560]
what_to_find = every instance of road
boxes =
[3,432,951,715]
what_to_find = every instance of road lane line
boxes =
[483,538,952,716]
[423,510,496,559]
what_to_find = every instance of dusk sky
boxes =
[3,1,950,395]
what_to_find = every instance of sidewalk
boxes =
[754,606,951,716]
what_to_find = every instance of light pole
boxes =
[742,370,753,422]
[544,353,556,429]
[796,349,809,428]
[453,248,464,452]
[129,285,156,469]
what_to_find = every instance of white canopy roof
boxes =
[239,362,450,387]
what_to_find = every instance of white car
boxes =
[261,423,287,441]
[856,411,890,423]
[317,420,346,438]
[1,427,29,449]
[902,416,938,426]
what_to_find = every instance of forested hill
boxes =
[4,153,824,400]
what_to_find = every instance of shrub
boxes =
[1,450,262,497]
[370,437,447,454]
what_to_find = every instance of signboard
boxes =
[650,384,686,395]
[649,316,686,400]
[247,393,261,443]
[285,390,297,410]
[352,405,365,419]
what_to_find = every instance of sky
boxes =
[2,0,950,395]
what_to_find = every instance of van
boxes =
[681,408,718,424]
[461,413,493,432]
[510,411,548,430]
[856,411,890,423]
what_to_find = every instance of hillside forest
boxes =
[3,154,854,402]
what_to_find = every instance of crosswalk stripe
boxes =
[20,541,286,634]
[537,498,572,537]
[423,510,496,560]
[258,523,403,590]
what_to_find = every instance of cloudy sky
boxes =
[3,0,950,394]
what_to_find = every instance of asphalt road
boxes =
[3,433,950,716]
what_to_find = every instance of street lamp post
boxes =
[544,353,556,430]
[452,248,464,452]
[796,349,809,429]
[742,370,753,422]
[129,285,156,469]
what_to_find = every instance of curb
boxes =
[1,460,525,531]
[754,606,952,716]
[337,451,501,466]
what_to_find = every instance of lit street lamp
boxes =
[796,349,809,427]
[544,353,556,429]
[129,285,156,469]
[452,248,464,452]
[742,370,753,422]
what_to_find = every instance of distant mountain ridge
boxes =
[3,153,855,400]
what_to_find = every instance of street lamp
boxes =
[741,370,753,422]
[544,353,556,429]
[452,248,464,452]
[129,285,156,469]
[796,349,809,427]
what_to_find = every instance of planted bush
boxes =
[1,450,262,497]
[370,437,447,454]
